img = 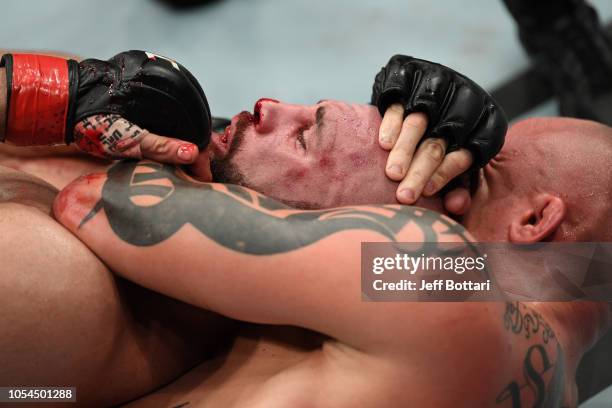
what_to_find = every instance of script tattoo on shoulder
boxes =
[496,303,568,408]
[503,302,556,344]
[79,161,475,255]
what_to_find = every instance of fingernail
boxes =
[398,188,415,203]
[387,165,402,177]
[424,181,436,195]
[178,144,196,161]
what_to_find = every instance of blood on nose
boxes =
[254,98,280,125]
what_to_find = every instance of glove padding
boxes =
[371,55,507,167]
[73,50,212,149]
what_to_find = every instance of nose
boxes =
[253,98,313,134]
[253,98,279,133]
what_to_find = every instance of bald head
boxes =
[499,118,612,199]
[464,117,612,242]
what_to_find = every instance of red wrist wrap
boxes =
[3,54,70,145]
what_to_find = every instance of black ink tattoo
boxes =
[496,344,565,408]
[79,161,479,258]
[497,303,566,408]
[503,302,555,344]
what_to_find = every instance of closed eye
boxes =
[297,127,308,150]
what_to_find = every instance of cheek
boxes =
[318,156,336,169]
[348,152,371,168]
[282,167,308,183]
[315,155,344,182]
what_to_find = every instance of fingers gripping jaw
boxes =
[385,112,429,180]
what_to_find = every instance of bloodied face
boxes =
[206,99,445,212]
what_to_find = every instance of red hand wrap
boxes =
[4,54,70,145]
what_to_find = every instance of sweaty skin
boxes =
[0,164,236,407]
[53,119,612,407]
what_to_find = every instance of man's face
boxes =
[208,99,444,211]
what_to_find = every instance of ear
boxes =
[509,194,566,243]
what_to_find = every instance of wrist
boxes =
[1,54,74,146]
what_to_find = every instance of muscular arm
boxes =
[54,160,480,349]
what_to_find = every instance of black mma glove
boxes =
[75,50,211,148]
[371,54,507,168]
[2,50,211,161]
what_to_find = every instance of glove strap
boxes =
[1,54,71,145]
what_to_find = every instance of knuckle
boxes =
[150,138,170,155]
[407,169,427,183]
[424,139,446,162]
[388,103,404,114]
[381,120,401,136]
[391,146,413,160]
[433,168,449,184]
[450,151,473,170]
[444,155,464,172]
[404,112,428,129]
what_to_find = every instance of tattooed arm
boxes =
[54,160,480,349]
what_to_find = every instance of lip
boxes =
[210,117,236,158]
[209,129,230,159]
[211,110,257,159]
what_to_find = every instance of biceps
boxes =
[54,161,477,346]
